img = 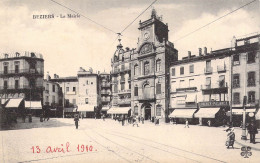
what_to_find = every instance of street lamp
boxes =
[241,54,247,140]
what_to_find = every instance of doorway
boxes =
[145,106,151,120]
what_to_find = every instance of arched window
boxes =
[156,59,161,72]
[134,64,138,76]
[144,61,150,75]
[143,84,150,99]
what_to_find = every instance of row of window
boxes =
[113,83,131,92]
[233,91,256,104]
[233,51,256,65]
[3,79,37,89]
[172,64,194,76]
[46,84,56,92]
[134,83,161,96]
[233,72,256,87]
[133,59,161,76]
[45,95,56,103]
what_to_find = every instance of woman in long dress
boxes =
[226,128,235,149]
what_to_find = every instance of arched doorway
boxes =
[141,103,152,120]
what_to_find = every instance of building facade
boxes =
[110,10,178,122]
[0,52,44,103]
[99,72,111,112]
[230,34,260,125]
[169,48,232,125]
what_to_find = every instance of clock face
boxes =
[143,31,150,40]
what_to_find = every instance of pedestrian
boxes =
[132,116,139,127]
[81,112,84,120]
[184,119,189,128]
[122,116,125,126]
[138,116,140,123]
[103,114,106,121]
[226,128,235,148]
[247,121,258,144]
[74,114,79,129]
[207,120,211,127]
[141,116,144,124]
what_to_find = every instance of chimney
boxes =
[199,48,202,56]
[46,72,50,81]
[204,47,207,55]
[188,51,191,58]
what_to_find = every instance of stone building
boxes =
[99,72,111,113]
[169,48,232,126]
[230,34,260,126]
[0,52,44,110]
[110,9,178,122]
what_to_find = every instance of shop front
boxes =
[107,107,131,120]
[25,101,42,116]
[227,108,256,127]
[196,101,228,126]
[77,104,96,118]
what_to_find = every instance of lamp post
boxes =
[241,54,247,140]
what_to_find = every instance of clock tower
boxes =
[138,8,169,47]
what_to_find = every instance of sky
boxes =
[1,0,260,78]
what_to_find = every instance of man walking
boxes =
[74,114,79,129]
[185,119,189,128]
[248,121,258,144]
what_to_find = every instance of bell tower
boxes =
[138,8,169,47]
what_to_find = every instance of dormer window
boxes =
[4,54,8,58]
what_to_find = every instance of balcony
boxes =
[120,78,125,83]
[201,82,228,94]
[111,68,120,74]
[217,65,226,73]
[171,87,197,93]
[247,80,256,87]
[101,90,110,95]
[66,91,76,95]
[101,83,110,87]
[138,94,155,101]
[0,69,44,77]
[204,67,213,74]
[0,84,44,93]
[118,98,131,105]
[117,89,131,94]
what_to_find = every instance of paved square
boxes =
[1,118,260,163]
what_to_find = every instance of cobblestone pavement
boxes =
[1,118,260,163]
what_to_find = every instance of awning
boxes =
[229,109,256,115]
[186,94,196,103]
[194,108,220,118]
[101,107,110,111]
[5,98,23,108]
[169,109,197,118]
[77,105,95,112]
[25,101,42,109]
[256,111,260,120]
[64,107,77,112]
[107,107,130,114]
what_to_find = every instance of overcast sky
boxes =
[1,0,259,77]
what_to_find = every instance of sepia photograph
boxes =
[0,0,260,162]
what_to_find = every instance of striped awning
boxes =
[169,109,197,118]
[77,105,95,112]
[25,101,42,109]
[5,98,23,108]
[107,107,130,114]
[194,108,220,118]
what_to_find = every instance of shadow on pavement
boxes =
[0,117,73,130]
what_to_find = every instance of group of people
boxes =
[225,120,258,149]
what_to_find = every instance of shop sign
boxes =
[199,101,229,107]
